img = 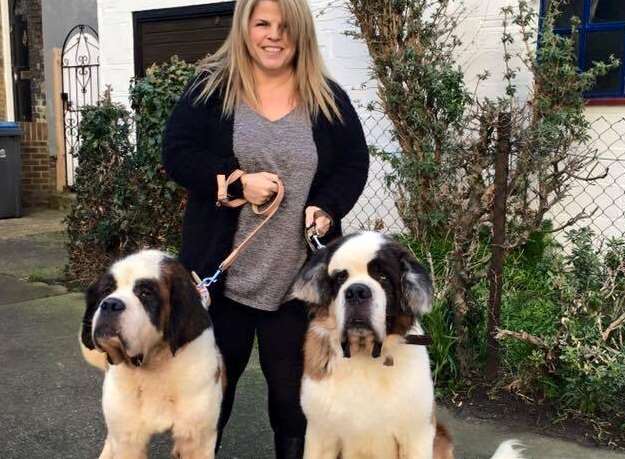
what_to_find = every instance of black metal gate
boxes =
[61,24,100,188]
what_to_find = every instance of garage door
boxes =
[133,3,235,77]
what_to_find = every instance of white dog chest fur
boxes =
[301,333,434,441]
[102,329,222,437]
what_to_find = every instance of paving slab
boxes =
[0,231,67,281]
[438,410,625,459]
[0,208,66,240]
[0,292,623,459]
[0,274,67,305]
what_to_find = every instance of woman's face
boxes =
[247,0,296,77]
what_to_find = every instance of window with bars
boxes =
[542,0,625,100]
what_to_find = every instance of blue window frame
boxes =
[541,0,625,100]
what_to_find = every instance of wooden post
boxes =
[51,47,66,192]
[485,111,511,379]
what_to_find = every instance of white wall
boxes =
[42,0,98,158]
[98,0,224,105]
[550,106,625,241]
[458,0,536,100]
[457,0,625,241]
[309,0,401,232]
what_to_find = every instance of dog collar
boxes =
[404,334,433,346]
[130,354,144,367]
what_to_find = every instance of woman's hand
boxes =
[305,206,332,237]
[241,172,280,205]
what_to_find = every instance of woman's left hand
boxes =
[305,206,332,237]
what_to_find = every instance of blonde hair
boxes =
[194,0,341,121]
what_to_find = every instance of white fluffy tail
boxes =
[490,440,526,459]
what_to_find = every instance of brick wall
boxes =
[20,121,53,207]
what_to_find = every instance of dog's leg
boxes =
[100,431,149,459]
[98,436,113,459]
[304,424,340,459]
[341,435,397,459]
[396,424,435,459]
[172,425,217,459]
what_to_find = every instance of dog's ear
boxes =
[163,259,211,355]
[290,248,332,307]
[397,246,433,315]
[81,273,115,350]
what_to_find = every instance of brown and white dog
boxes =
[291,232,525,459]
[79,250,224,459]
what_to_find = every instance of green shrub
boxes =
[404,228,625,425]
[125,57,196,252]
[66,57,196,287]
[399,235,459,386]
[65,94,135,287]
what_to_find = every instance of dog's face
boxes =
[80,250,210,366]
[291,232,432,357]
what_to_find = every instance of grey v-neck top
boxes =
[223,102,318,310]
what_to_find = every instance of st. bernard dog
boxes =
[291,232,525,459]
[79,250,223,459]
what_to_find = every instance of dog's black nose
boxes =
[99,298,126,313]
[345,283,372,304]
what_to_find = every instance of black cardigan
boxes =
[162,77,369,291]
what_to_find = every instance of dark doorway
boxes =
[133,2,235,77]
[10,0,32,122]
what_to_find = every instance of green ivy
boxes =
[66,57,196,287]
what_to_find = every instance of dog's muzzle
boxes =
[93,298,128,365]
[341,284,383,359]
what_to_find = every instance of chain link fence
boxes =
[550,116,625,243]
[343,111,405,234]
[345,114,625,244]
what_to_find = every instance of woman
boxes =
[162,0,369,456]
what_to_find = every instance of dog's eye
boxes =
[369,261,388,283]
[138,288,152,299]
[334,270,349,284]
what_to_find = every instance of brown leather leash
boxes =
[192,170,285,308]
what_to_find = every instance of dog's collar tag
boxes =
[196,282,211,310]
[305,225,325,252]
[191,271,212,310]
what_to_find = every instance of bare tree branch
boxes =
[602,312,625,342]
[495,328,550,350]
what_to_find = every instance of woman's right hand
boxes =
[240,172,280,206]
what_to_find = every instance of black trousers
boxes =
[210,294,309,439]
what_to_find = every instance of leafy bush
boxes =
[408,227,625,427]
[66,57,196,287]
[125,57,196,252]
[65,93,135,286]
[544,229,625,418]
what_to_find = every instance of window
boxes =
[542,0,625,100]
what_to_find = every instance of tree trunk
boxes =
[450,255,471,376]
[485,112,511,378]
